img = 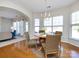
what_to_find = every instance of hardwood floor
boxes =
[0,40,79,58]
[61,42,79,58]
[0,40,37,58]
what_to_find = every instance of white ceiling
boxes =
[0,0,78,13]
[3,0,78,12]
[20,0,78,12]
[0,0,79,16]
[0,7,25,19]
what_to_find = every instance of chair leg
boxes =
[58,51,61,58]
[45,54,47,58]
[35,44,38,49]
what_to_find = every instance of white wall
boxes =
[0,1,32,19]
[0,17,12,32]
[32,1,79,47]
[0,1,34,37]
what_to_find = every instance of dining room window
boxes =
[26,22,28,32]
[71,11,79,39]
[34,18,40,33]
[44,17,52,33]
[53,16,63,32]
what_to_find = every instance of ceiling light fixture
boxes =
[41,0,52,18]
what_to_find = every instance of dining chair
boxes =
[42,34,61,58]
[55,31,62,36]
[55,31,62,52]
[23,32,39,48]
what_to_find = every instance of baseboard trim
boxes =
[62,39,79,48]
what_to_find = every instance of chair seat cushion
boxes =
[42,43,59,54]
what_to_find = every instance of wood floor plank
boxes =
[0,40,79,58]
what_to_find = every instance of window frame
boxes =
[34,18,40,33]
[53,16,63,32]
[71,11,79,39]
[44,17,53,33]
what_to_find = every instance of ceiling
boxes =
[20,0,78,12]
[3,0,78,13]
[0,7,25,19]
[0,0,78,18]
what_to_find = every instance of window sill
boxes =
[70,38,79,41]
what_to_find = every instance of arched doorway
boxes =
[0,6,29,36]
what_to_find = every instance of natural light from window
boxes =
[26,22,28,32]
[72,11,79,39]
[44,17,52,33]
[34,18,40,33]
[53,16,63,32]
